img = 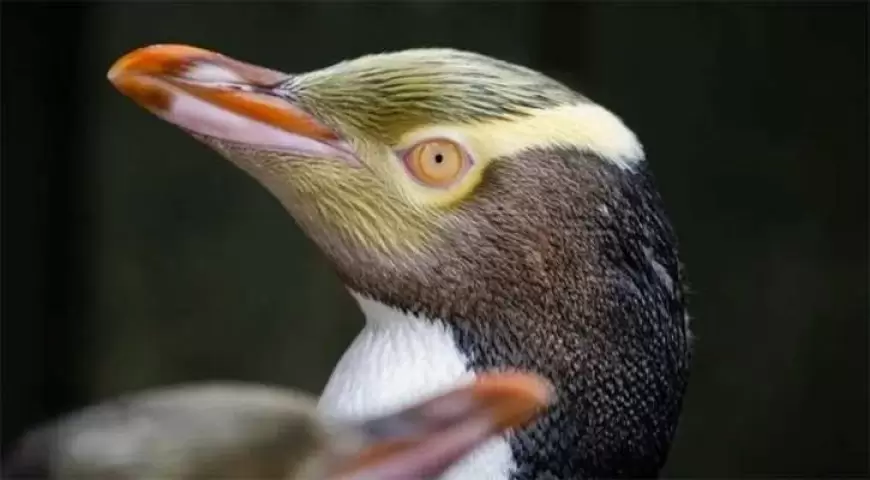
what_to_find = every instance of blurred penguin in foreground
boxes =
[2,373,552,480]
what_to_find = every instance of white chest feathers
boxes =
[317,292,517,480]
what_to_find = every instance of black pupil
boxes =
[434,153,444,163]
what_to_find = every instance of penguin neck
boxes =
[317,291,518,480]
[316,154,690,478]
[317,291,475,420]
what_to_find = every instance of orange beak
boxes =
[329,371,553,480]
[107,44,354,160]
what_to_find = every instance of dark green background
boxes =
[2,2,867,477]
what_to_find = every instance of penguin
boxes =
[1,373,552,480]
[105,44,692,479]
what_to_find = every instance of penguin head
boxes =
[106,45,646,318]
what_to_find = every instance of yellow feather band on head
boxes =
[390,103,645,209]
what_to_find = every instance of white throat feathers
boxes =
[317,291,517,480]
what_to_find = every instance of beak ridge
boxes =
[107,44,288,89]
[107,43,339,144]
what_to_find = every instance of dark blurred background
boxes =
[2,2,867,477]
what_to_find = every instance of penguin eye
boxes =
[403,139,470,188]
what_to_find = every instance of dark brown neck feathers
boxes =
[340,147,692,479]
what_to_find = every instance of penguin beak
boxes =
[328,372,553,480]
[107,44,356,162]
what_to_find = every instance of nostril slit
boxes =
[180,61,247,84]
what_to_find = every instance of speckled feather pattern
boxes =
[330,147,692,479]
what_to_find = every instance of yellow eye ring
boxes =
[403,139,471,188]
